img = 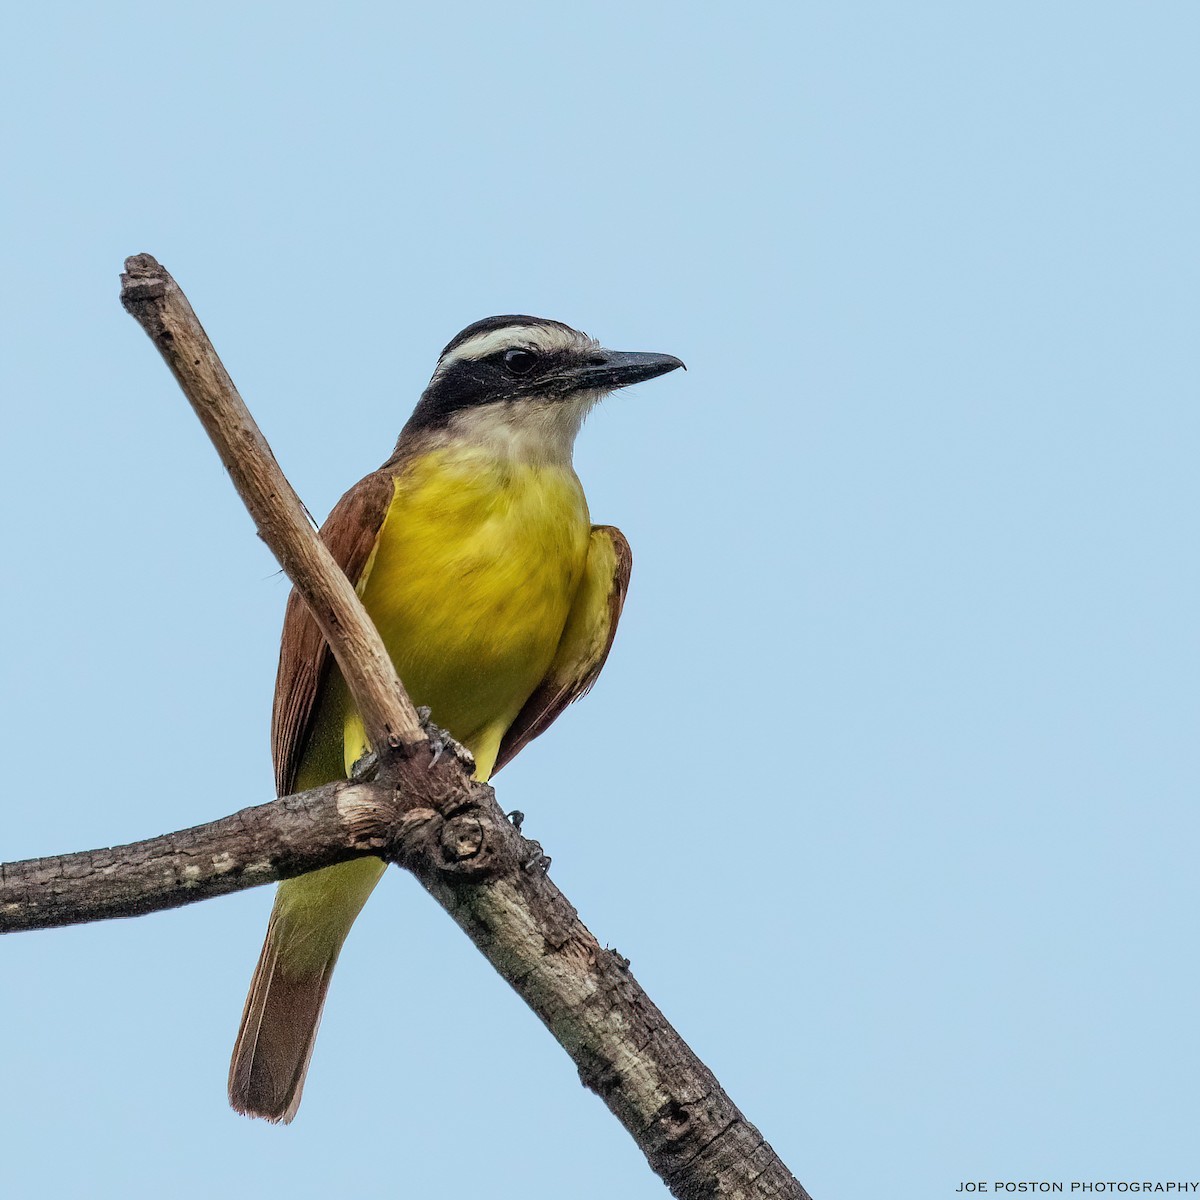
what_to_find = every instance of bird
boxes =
[228,314,684,1122]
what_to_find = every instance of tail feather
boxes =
[228,911,337,1123]
[229,857,385,1122]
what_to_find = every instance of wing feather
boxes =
[492,525,632,775]
[270,470,395,796]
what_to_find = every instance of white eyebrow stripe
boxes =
[439,324,589,367]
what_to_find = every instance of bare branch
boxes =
[119,253,425,755]
[0,780,388,931]
[0,754,508,934]
[1,256,814,1199]
[1,759,810,1197]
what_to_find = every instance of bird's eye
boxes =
[503,348,539,375]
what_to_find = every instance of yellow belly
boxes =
[271,447,591,973]
[334,446,591,782]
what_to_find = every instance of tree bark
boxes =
[119,253,426,755]
[1,780,389,930]
[0,255,813,1200]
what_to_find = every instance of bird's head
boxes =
[399,315,684,463]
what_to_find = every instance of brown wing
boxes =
[492,525,632,775]
[271,469,395,796]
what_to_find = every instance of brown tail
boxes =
[227,910,338,1123]
[230,858,385,1121]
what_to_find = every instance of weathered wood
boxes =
[0,757,809,1197]
[119,253,426,756]
[0,256,814,1199]
[419,846,811,1199]
[0,751,499,934]
[0,780,390,931]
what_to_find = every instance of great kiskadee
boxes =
[228,315,684,1122]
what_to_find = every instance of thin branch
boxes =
[0,760,513,934]
[0,780,389,931]
[0,256,813,1200]
[120,254,425,755]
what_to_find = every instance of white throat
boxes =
[444,392,601,467]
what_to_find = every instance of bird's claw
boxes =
[521,841,551,874]
[350,750,380,781]
[415,706,475,774]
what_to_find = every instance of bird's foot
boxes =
[415,706,476,775]
[350,750,380,781]
[508,811,547,871]
[521,840,552,875]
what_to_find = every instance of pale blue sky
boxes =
[2,3,1197,1197]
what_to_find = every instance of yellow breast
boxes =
[347,446,591,776]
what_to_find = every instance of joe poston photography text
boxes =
[956,1184,1200,1194]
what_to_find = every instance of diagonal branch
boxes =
[119,253,425,757]
[0,256,812,1200]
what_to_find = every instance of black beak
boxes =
[567,349,686,391]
